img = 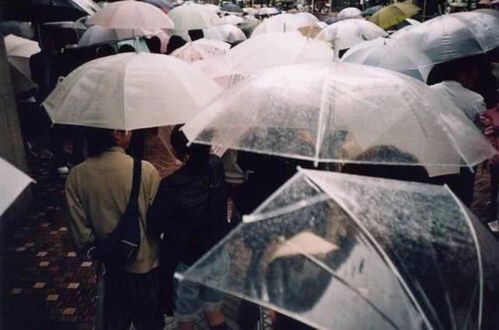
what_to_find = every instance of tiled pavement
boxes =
[0,155,257,330]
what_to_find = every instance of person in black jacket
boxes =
[148,125,229,330]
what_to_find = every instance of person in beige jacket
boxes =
[65,128,163,330]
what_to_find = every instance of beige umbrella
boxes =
[172,38,230,62]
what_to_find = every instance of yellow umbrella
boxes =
[369,2,420,29]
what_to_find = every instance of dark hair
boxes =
[170,124,210,165]
[341,145,429,183]
[427,55,484,85]
[86,128,117,157]
[145,36,162,54]
[118,44,136,53]
[188,29,204,42]
[166,35,187,54]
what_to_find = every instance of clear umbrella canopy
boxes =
[228,32,334,76]
[341,36,432,81]
[0,158,33,216]
[315,19,387,50]
[179,170,499,329]
[171,38,230,62]
[385,9,499,71]
[220,14,244,26]
[182,62,495,174]
[203,24,247,44]
[44,53,222,130]
[87,0,175,30]
[337,7,362,20]
[258,7,280,16]
[4,34,40,80]
[251,13,318,36]
[77,25,155,47]
[168,1,222,32]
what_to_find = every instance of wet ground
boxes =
[0,154,493,330]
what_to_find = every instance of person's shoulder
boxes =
[140,159,158,174]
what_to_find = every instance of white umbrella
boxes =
[242,7,258,15]
[316,18,387,50]
[229,32,334,76]
[77,25,154,46]
[192,56,245,89]
[220,14,244,26]
[341,37,432,81]
[168,1,222,32]
[172,38,230,62]
[87,0,175,30]
[43,53,222,130]
[251,13,318,36]
[387,9,499,71]
[182,62,495,173]
[258,7,280,16]
[204,4,221,12]
[337,7,363,19]
[0,158,33,216]
[72,0,101,14]
[179,169,499,329]
[4,34,40,80]
[203,24,247,44]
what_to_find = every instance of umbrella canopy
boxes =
[143,0,175,12]
[220,14,244,26]
[4,0,96,22]
[182,62,495,172]
[228,32,334,76]
[362,5,383,16]
[341,37,432,81]
[386,9,499,71]
[0,158,33,216]
[192,56,245,89]
[337,7,362,20]
[203,24,247,44]
[368,2,420,29]
[242,7,258,15]
[168,1,222,32]
[179,169,499,329]
[251,13,319,36]
[220,3,242,13]
[315,19,387,50]
[4,34,40,80]
[43,53,222,130]
[258,7,280,16]
[77,25,154,47]
[171,38,230,62]
[204,4,221,12]
[87,0,175,30]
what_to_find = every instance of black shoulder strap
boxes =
[129,158,142,204]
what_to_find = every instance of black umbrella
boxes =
[2,0,93,22]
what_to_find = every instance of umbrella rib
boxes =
[444,185,483,329]
[305,173,435,330]
[284,241,402,330]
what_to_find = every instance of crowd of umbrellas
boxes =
[2,0,499,329]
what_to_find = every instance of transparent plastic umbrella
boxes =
[178,169,499,330]
[43,53,222,130]
[168,1,222,32]
[341,36,432,81]
[192,55,245,89]
[315,19,387,50]
[77,25,156,46]
[171,38,230,62]
[251,13,318,36]
[87,0,175,30]
[386,9,499,71]
[203,24,247,44]
[337,7,362,20]
[258,7,280,16]
[368,1,420,29]
[182,62,495,174]
[0,158,33,216]
[228,32,334,76]
[4,34,40,80]
[220,14,244,26]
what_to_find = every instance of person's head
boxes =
[341,145,429,183]
[188,29,204,41]
[118,44,136,53]
[95,44,117,58]
[86,128,132,157]
[434,55,485,90]
[170,124,210,164]
[166,35,187,54]
[145,36,162,54]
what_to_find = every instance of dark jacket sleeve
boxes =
[147,179,177,239]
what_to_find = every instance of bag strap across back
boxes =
[129,158,142,210]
